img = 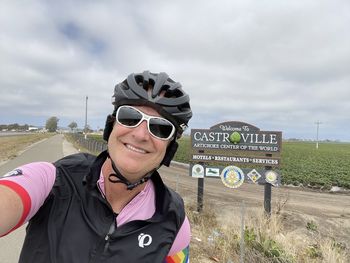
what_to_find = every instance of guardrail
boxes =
[69,133,107,153]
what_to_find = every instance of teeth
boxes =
[126,144,147,154]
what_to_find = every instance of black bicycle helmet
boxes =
[113,71,192,135]
[103,70,192,167]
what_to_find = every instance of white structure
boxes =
[27,126,39,131]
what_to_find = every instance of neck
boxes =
[102,159,147,213]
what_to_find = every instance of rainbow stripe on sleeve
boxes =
[164,246,189,263]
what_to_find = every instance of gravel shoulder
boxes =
[160,165,350,249]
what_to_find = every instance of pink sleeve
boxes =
[168,216,191,255]
[0,162,56,225]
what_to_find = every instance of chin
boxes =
[118,160,147,175]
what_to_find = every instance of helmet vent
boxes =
[121,80,129,90]
[164,88,184,98]
[135,75,144,86]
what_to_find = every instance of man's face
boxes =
[107,105,170,181]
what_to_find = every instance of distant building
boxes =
[27,126,39,131]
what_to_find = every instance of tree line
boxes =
[1,117,79,133]
[45,116,79,132]
[0,123,31,131]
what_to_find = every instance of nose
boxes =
[132,120,150,141]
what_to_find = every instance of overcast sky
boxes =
[0,0,349,141]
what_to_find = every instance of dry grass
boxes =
[0,133,53,162]
[187,199,349,263]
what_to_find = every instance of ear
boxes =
[161,141,178,166]
[103,115,115,141]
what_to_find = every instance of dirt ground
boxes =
[159,165,350,252]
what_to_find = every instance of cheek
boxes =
[155,141,169,157]
[110,124,129,138]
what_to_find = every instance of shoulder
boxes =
[152,171,185,212]
[155,177,186,227]
[167,187,185,210]
[53,153,97,188]
[54,152,96,168]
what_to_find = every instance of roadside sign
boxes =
[191,121,282,153]
[189,164,281,186]
[190,121,282,215]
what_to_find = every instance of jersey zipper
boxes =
[88,182,117,262]
[103,222,115,253]
[96,180,115,252]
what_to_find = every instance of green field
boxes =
[174,136,350,189]
[281,142,350,189]
[78,134,350,189]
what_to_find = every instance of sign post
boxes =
[197,177,204,212]
[189,121,282,214]
[264,154,273,216]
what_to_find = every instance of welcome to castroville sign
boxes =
[190,121,282,213]
[191,121,282,170]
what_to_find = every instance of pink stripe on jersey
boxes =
[0,162,56,223]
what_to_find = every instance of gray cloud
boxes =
[0,0,349,141]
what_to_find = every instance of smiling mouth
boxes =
[125,143,148,154]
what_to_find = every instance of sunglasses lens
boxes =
[117,106,175,140]
[117,107,142,126]
[149,118,174,139]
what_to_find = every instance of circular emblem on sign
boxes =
[192,164,204,178]
[265,170,278,185]
[220,166,245,188]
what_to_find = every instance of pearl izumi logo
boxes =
[1,168,23,178]
[138,233,152,248]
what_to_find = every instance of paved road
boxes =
[0,134,77,263]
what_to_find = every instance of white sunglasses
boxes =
[116,106,176,140]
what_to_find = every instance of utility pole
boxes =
[315,120,322,149]
[84,96,88,139]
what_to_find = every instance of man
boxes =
[0,71,193,262]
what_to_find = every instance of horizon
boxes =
[1,121,348,143]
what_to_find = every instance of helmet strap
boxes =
[103,115,115,141]
[107,151,154,190]
[161,140,178,166]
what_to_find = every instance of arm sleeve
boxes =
[0,162,56,234]
[165,216,191,262]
